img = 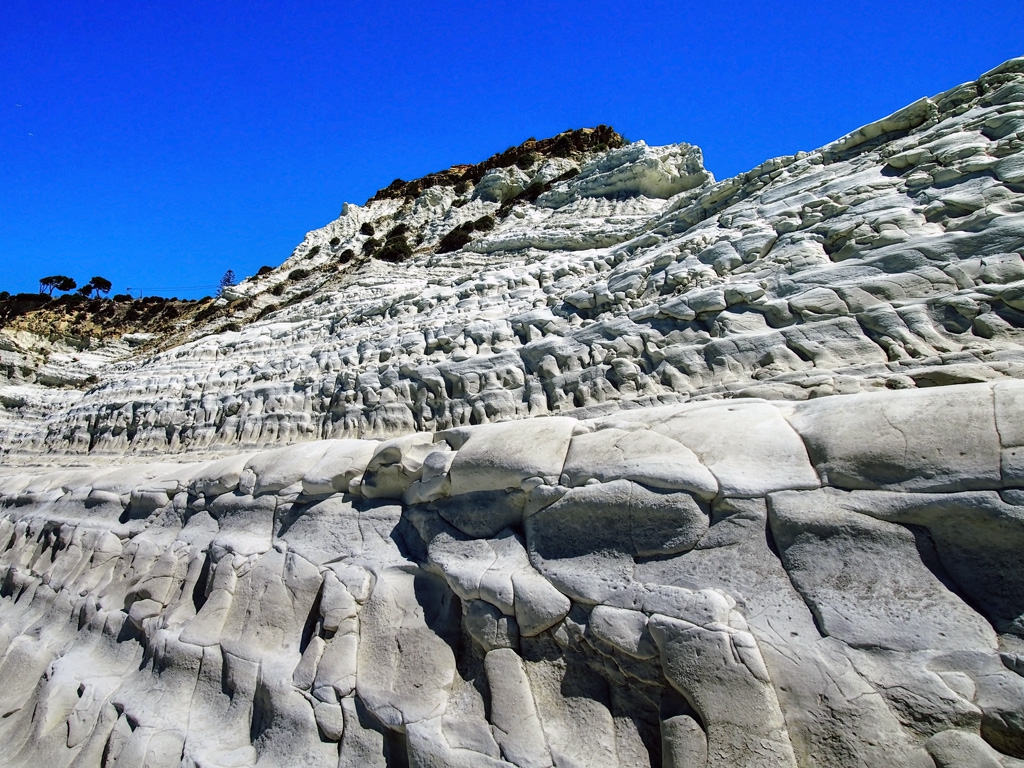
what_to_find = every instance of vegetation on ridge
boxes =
[367,125,625,203]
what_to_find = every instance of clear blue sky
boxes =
[2,1,1021,299]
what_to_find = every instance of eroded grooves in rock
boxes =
[1,58,1024,768]
[0,383,1023,766]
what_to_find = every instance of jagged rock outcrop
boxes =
[2,57,1024,767]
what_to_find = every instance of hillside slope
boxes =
[0,59,1023,768]
[3,60,1023,457]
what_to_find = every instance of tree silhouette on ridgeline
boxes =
[218,270,236,297]
[38,275,77,296]
[86,276,112,298]
[77,277,112,298]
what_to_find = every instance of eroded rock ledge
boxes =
[2,381,1023,767]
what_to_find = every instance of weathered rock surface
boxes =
[1,383,1024,766]
[4,59,1024,458]
[2,59,1024,767]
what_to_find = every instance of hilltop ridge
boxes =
[366,125,627,202]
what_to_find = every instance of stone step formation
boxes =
[0,58,1023,768]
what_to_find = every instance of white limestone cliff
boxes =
[8,60,1024,459]
[1,59,1024,767]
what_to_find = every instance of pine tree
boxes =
[89,276,112,297]
[218,270,237,296]
[39,275,77,296]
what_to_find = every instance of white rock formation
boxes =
[8,59,1024,459]
[1,60,1024,767]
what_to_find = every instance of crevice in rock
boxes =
[906,523,990,624]
[300,580,325,654]
[190,552,211,613]
[353,695,411,768]
[764,497,829,641]
[249,677,273,746]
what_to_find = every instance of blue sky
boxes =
[2,1,1021,299]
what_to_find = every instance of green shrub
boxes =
[339,249,355,264]
[362,238,380,255]
[473,215,495,232]
[376,236,412,263]
[551,135,574,157]
[360,222,375,236]
[385,223,408,240]
[288,268,310,281]
[437,223,474,254]
[195,302,219,320]
[257,265,274,276]
[515,151,539,170]
[307,245,320,257]
[270,283,285,296]
[329,236,341,247]
[521,182,546,202]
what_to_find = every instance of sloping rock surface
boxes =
[3,59,1024,457]
[1,58,1024,767]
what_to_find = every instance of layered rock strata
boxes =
[2,57,1024,768]
[3,58,1024,457]
[2,382,1024,767]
